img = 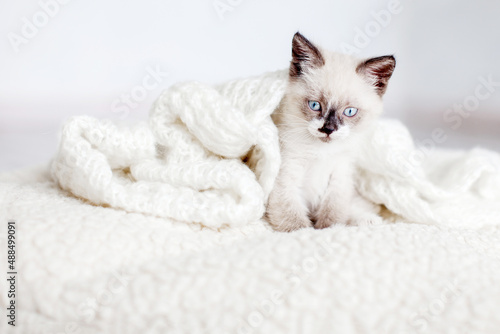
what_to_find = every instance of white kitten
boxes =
[267,32,396,232]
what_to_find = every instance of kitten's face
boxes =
[282,32,395,144]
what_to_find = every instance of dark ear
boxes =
[357,55,396,96]
[290,32,325,78]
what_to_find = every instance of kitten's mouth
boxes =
[319,136,331,143]
[309,127,335,143]
[316,130,332,143]
[316,126,336,143]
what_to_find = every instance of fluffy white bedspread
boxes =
[1,166,500,333]
[1,70,500,333]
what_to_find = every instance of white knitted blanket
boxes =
[51,70,286,228]
[51,70,500,229]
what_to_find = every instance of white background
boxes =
[1,0,499,171]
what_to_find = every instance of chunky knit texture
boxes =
[51,70,500,229]
[357,120,500,228]
[51,70,287,227]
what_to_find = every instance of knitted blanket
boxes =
[51,70,500,229]
[51,70,286,228]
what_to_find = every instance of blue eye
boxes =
[308,100,321,111]
[343,107,358,117]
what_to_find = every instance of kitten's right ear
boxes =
[357,55,396,96]
[290,32,325,78]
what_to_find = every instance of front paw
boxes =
[313,217,335,230]
[348,213,384,227]
[266,211,312,232]
[312,209,348,229]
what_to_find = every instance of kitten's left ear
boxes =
[357,55,396,96]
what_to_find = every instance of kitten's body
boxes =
[267,32,395,232]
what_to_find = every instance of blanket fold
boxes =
[51,70,500,228]
[51,70,287,227]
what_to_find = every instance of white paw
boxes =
[349,214,384,227]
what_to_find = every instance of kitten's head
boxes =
[282,32,395,143]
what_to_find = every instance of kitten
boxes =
[267,32,396,232]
